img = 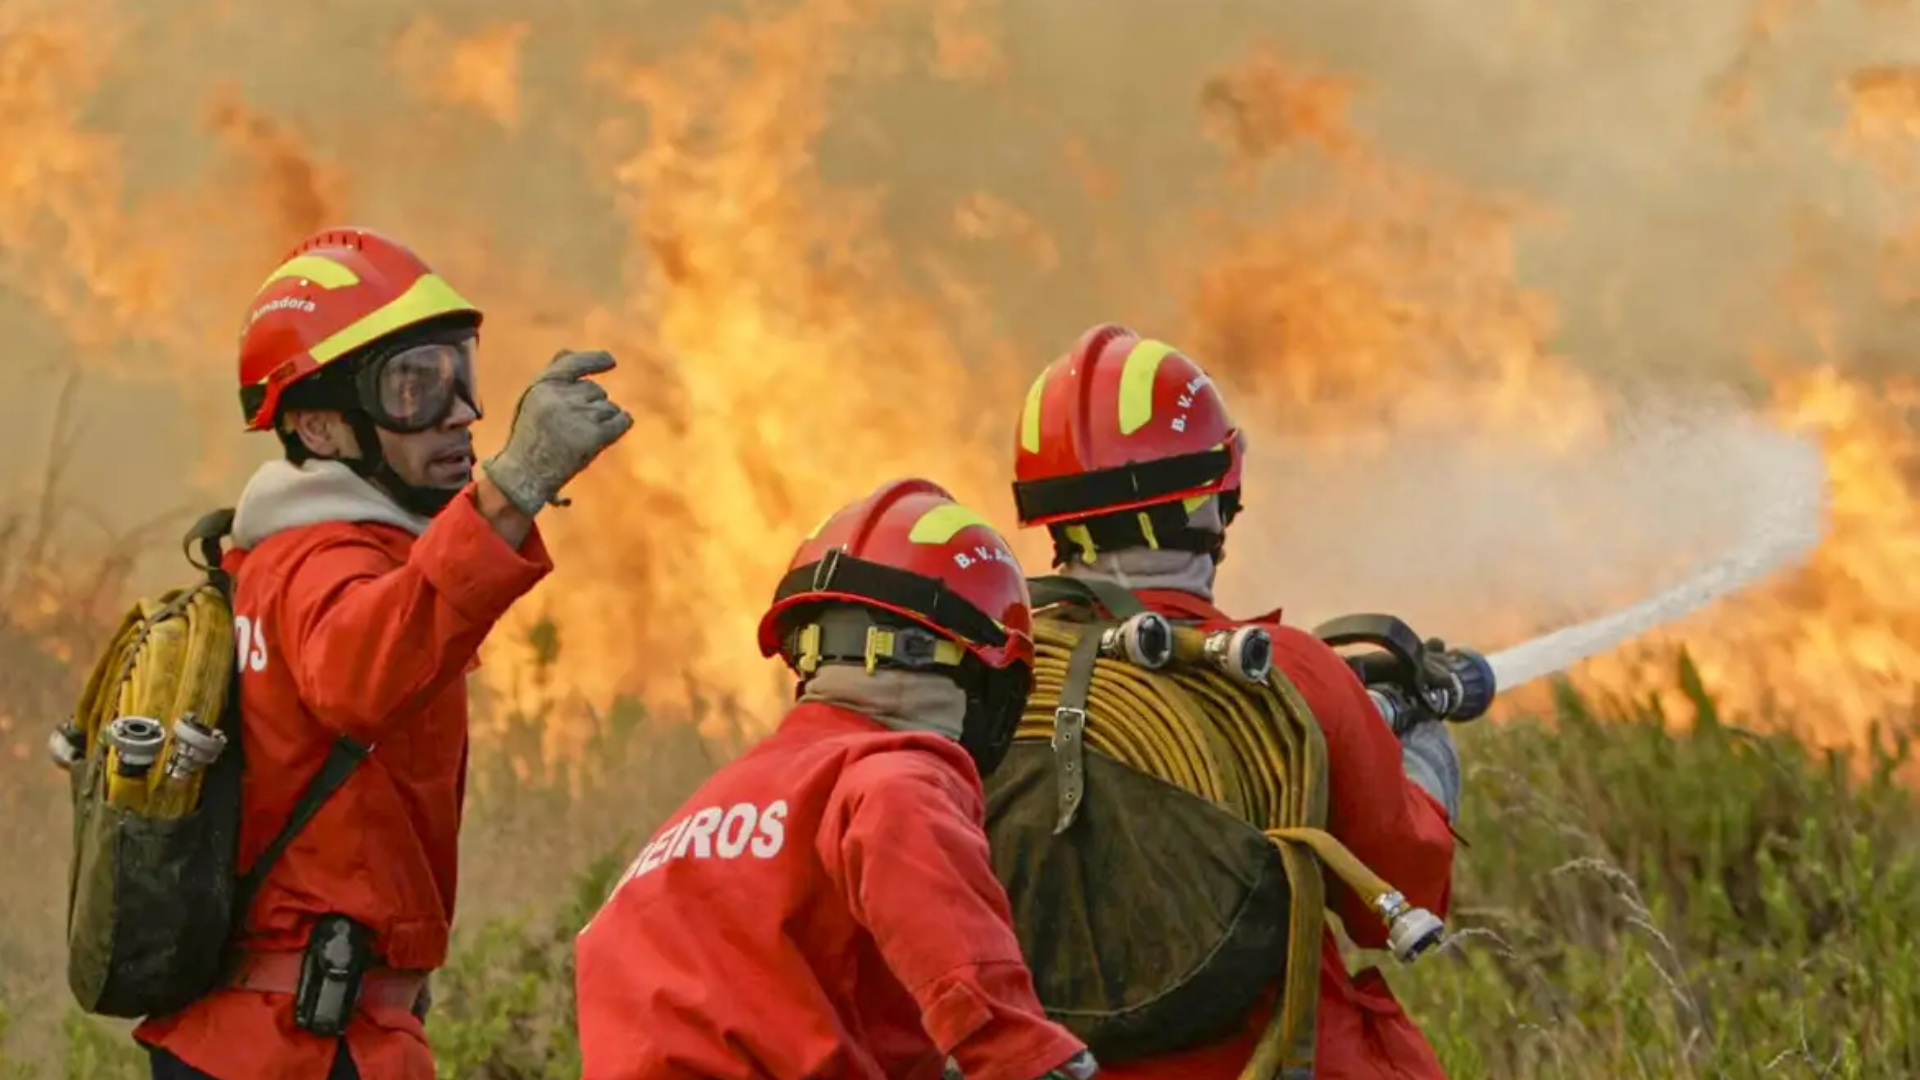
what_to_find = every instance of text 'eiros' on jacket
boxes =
[615,800,790,890]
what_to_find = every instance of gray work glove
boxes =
[1040,1050,1100,1079]
[481,349,634,516]
[942,1050,1099,1080]
[1401,720,1462,821]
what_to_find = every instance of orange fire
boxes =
[1,0,1916,755]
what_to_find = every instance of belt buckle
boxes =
[1051,705,1087,750]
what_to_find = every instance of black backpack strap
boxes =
[232,737,370,929]
[184,508,238,597]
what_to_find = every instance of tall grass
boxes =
[1395,661,1920,1079]
[2,525,1916,1078]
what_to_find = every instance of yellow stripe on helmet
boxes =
[908,502,998,545]
[258,253,361,293]
[307,273,477,365]
[1117,338,1177,435]
[1018,364,1053,454]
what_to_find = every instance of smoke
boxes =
[0,0,1906,715]
[1218,396,1833,651]
[1221,0,1920,386]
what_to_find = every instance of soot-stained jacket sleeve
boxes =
[1268,624,1456,947]
[820,746,1087,1080]
[279,486,553,743]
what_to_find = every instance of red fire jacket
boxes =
[136,480,552,1080]
[575,701,1088,1080]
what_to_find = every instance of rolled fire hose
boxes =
[54,585,233,817]
[1017,615,1442,1080]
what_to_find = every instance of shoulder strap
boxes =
[179,509,374,929]
[1027,574,1150,619]
[1050,624,1107,837]
[232,737,370,925]
[184,508,238,597]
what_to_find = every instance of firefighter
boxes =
[994,323,1459,1080]
[134,226,633,1080]
[574,478,1099,1080]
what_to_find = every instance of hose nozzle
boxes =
[1171,624,1273,684]
[1315,614,1498,733]
[106,716,166,777]
[163,713,228,780]
[47,720,84,771]
[1097,612,1174,670]
[1425,646,1495,722]
[1374,889,1445,963]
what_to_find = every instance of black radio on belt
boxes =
[294,915,374,1036]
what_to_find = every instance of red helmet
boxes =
[1011,324,1245,558]
[757,478,1035,675]
[236,227,482,432]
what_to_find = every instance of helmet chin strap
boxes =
[958,662,1026,779]
[339,411,462,518]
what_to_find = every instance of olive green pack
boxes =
[61,510,364,1019]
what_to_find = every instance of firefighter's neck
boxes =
[801,663,966,741]
[1060,545,1218,602]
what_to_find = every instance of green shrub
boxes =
[6,652,1919,1079]
[426,853,626,1080]
[416,655,1920,1080]
[1393,654,1920,1079]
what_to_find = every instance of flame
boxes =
[1185,50,1606,455]
[528,0,1034,723]
[1558,63,1920,746]
[3,0,1920,757]
[0,1,172,351]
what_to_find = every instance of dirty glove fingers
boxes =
[580,398,624,423]
[482,349,629,517]
[603,406,635,441]
[583,404,634,452]
[541,348,617,382]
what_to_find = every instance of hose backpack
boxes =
[54,509,364,1019]
[981,576,1431,1080]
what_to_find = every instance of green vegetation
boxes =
[1400,662,1919,1079]
[4,622,1916,1078]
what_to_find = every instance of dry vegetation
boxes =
[0,497,1916,1080]
[2,0,1918,1076]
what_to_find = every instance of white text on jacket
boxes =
[618,800,789,886]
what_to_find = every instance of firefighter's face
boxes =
[282,399,478,491]
[373,395,479,490]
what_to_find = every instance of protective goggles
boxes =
[353,337,482,433]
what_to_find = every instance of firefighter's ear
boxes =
[282,409,361,459]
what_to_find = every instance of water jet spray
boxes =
[1316,426,1828,723]
[1482,428,1828,695]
